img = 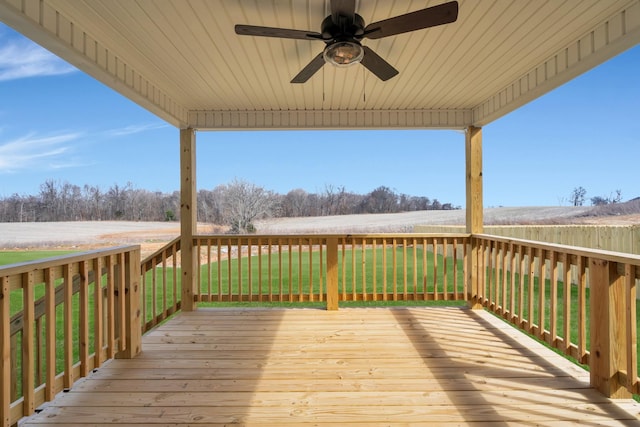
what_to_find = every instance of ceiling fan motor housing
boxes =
[321,14,365,42]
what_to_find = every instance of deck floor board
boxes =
[22,306,640,426]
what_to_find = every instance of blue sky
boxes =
[0,22,638,208]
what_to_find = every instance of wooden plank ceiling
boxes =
[1,0,639,130]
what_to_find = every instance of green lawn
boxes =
[0,250,75,266]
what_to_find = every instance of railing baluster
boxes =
[402,238,408,300]
[1,276,10,426]
[217,238,222,301]
[411,237,419,301]
[79,261,89,377]
[550,251,558,346]
[422,238,428,299]
[206,238,212,299]
[576,255,587,363]
[197,240,202,301]
[527,246,535,334]
[562,252,571,356]
[443,238,448,301]
[372,238,378,301]
[248,238,253,302]
[382,238,388,301]
[518,245,525,327]
[392,238,397,300]
[63,263,74,389]
[433,237,439,301]
[288,240,293,302]
[172,243,178,310]
[319,242,324,302]
[537,249,546,339]
[93,258,103,367]
[22,272,35,416]
[258,237,263,302]
[297,238,302,302]
[227,240,232,302]
[238,238,243,302]
[501,241,507,315]
[308,239,313,302]
[509,243,516,322]
[359,239,364,301]
[106,255,116,360]
[44,268,56,402]
[351,239,356,301]
[161,250,167,319]
[151,256,158,325]
[453,238,459,300]
[278,239,283,301]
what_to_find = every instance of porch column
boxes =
[589,258,633,398]
[180,128,197,311]
[465,126,483,309]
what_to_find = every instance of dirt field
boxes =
[1,206,637,257]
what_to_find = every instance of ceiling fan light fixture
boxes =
[323,41,364,67]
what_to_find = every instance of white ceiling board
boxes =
[1,0,638,129]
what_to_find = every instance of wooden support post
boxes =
[465,126,483,309]
[116,248,142,359]
[589,258,632,398]
[180,128,197,311]
[326,237,339,311]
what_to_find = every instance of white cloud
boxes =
[0,37,77,81]
[0,132,83,172]
[105,122,169,137]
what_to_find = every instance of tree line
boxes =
[0,179,458,231]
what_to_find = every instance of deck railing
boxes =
[192,234,469,307]
[140,237,181,331]
[0,246,141,427]
[4,231,640,425]
[471,234,640,398]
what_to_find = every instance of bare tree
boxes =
[570,186,587,206]
[218,179,276,233]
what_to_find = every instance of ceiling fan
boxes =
[235,0,459,83]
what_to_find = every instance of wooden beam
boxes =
[465,126,483,309]
[465,126,483,234]
[180,128,197,311]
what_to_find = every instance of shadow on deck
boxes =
[22,307,640,426]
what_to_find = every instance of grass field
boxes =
[0,250,75,266]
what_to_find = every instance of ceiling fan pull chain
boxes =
[363,65,366,103]
[322,66,326,102]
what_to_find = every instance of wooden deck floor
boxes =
[22,306,640,426]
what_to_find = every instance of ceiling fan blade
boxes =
[360,46,399,81]
[364,1,458,40]
[291,52,326,83]
[331,0,356,24]
[235,25,322,41]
